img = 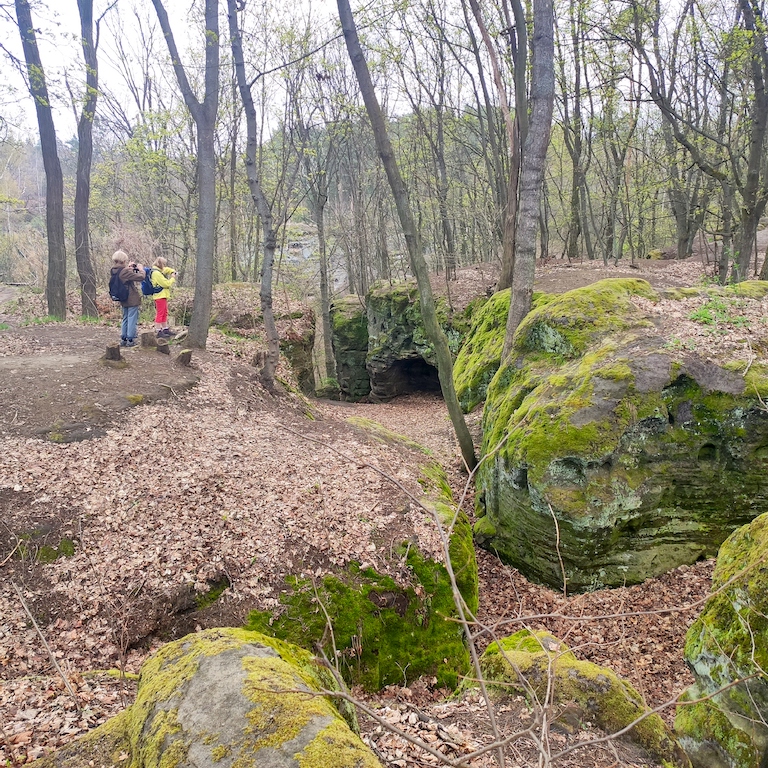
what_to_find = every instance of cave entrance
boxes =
[370,357,442,401]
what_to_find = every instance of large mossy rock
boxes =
[330,294,371,400]
[479,629,690,767]
[475,278,768,590]
[32,628,382,768]
[365,281,455,401]
[246,461,477,690]
[676,513,768,768]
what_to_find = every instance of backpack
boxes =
[108,269,129,302]
[141,267,163,296]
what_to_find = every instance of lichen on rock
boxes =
[30,628,382,768]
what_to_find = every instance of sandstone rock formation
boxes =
[479,628,690,767]
[470,279,768,589]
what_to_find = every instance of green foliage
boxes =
[688,296,749,328]
[664,337,697,352]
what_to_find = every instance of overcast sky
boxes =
[1,0,341,140]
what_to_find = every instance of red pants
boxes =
[154,297,168,324]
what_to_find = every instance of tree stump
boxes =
[176,349,192,367]
[157,339,170,355]
[105,343,123,361]
[141,331,157,348]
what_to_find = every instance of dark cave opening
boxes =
[370,357,442,401]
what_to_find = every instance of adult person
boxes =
[149,257,176,338]
[110,250,144,347]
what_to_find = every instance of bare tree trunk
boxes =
[74,0,99,318]
[228,0,280,390]
[467,0,524,291]
[338,0,477,471]
[317,191,335,380]
[151,0,219,348]
[502,0,556,357]
[15,0,66,319]
[229,77,240,282]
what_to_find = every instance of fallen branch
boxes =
[12,581,81,712]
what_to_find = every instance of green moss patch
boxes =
[247,462,476,691]
[675,685,760,768]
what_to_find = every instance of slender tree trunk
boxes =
[317,191,335,380]
[502,0,556,357]
[228,0,280,390]
[467,0,523,291]
[15,0,66,319]
[338,0,477,470]
[74,0,99,317]
[229,77,240,282]
[151,0,219,348]
[733,0,768,281]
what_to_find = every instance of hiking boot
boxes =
[125,339,137,347]
[158,328,173,338]
[119,339,127,347]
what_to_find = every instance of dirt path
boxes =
[0,323,199,440]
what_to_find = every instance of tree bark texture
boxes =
[151,0,219,348]
[338,0,477,470]
[502,0,555,358]
[15,0,67,319]
[228,0,280,391]
[75,0,99,318]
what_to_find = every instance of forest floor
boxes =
[0,252,766,768]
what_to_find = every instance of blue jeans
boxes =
[121,305,139,341]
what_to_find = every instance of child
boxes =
[150,257,176,337]
[111,251,144,347]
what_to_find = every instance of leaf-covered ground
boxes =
[0,254,764,767]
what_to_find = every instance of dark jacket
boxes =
[112,265,144,308]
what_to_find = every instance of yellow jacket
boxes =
[150,266,176,300]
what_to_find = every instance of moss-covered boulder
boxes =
[32,628,382,768]
[453,289,555,412]
[676,513,768,767]
[476,278,768,590]
[365,281,455,401]
[246,460,477,691]
[330,294,371,400]
[675,687,761,768]
[478,629,690,767]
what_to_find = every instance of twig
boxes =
[0,539,21,568]
[157,383,179,397]
[547,502,567,598]
[12,581,81,711]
